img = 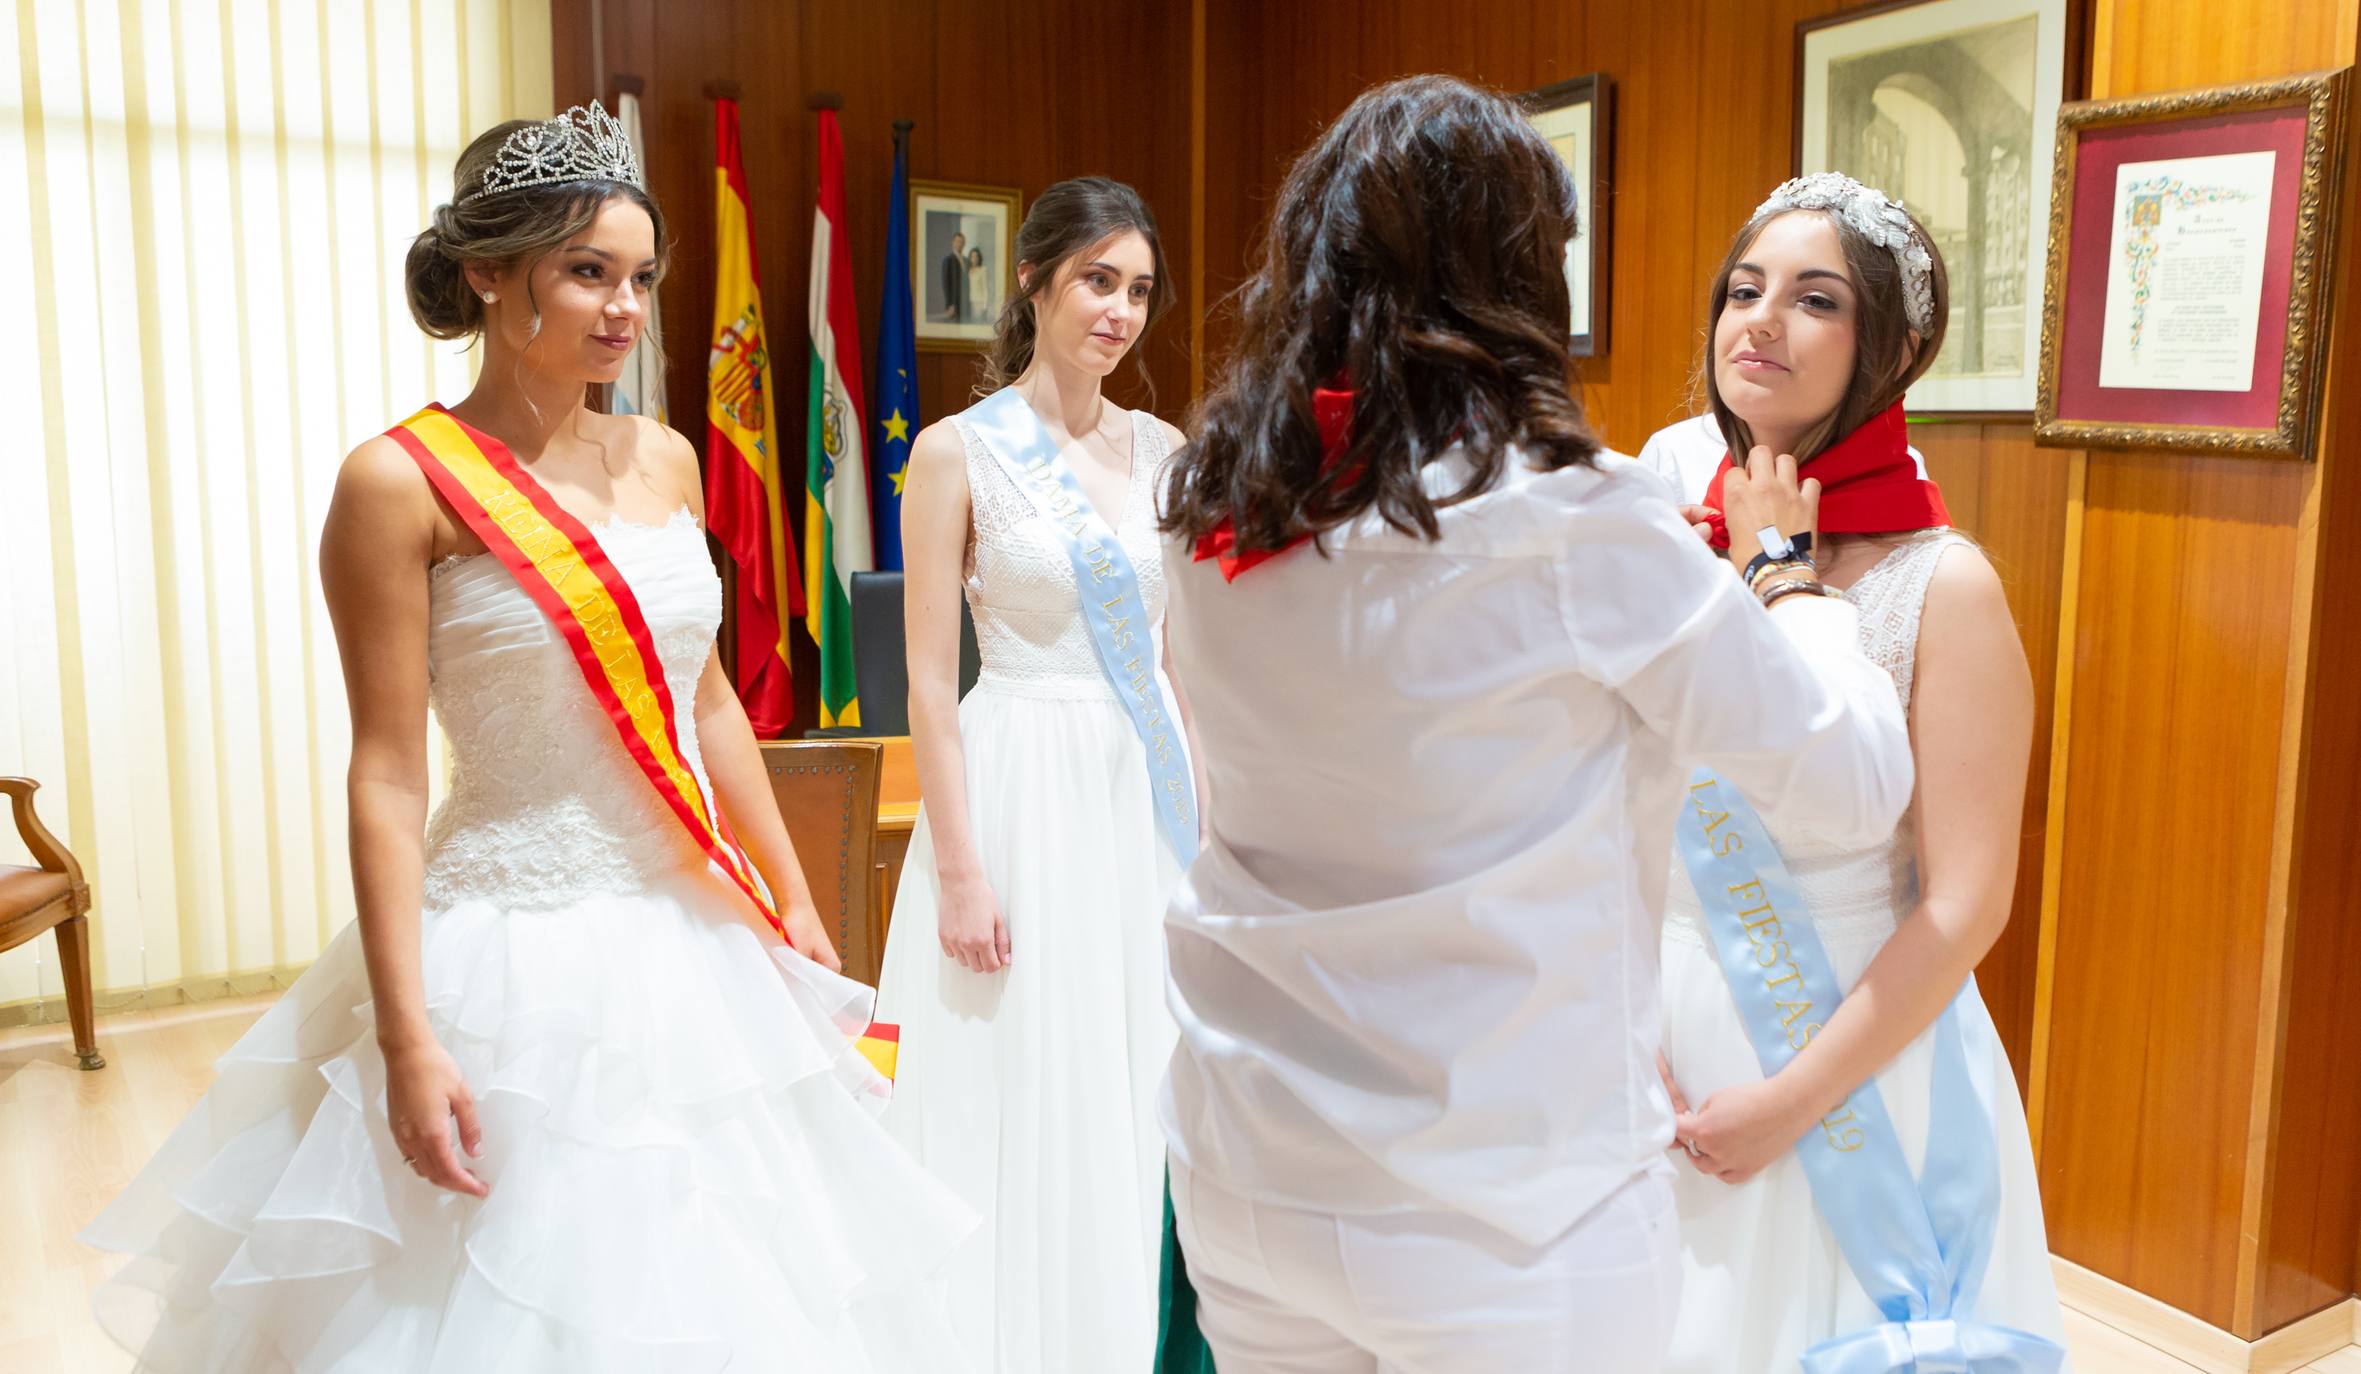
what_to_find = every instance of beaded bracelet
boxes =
[1746,557,1817,595]
[1759,576,1842,610]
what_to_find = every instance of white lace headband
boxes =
[459,101,642,205]
[1753,172,1936,335]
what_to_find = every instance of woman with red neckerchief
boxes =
[1152,79,1917,1373]
[1648,175,2070,1373]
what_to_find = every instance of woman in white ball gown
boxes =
[77,105,974,1373]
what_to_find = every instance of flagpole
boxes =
[873,118,919,572]
[706,82,741,686]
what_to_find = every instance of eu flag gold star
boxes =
[883,409,911,444]
[890,462,909,495]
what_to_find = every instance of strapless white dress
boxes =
[79,507,976,1373]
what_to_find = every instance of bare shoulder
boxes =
[905,418,971,489]
[323,434,440,574]
[1916,540,2029,688]
[634,414,705,513]
[329,436,435,531]
[1922,540,2013,629]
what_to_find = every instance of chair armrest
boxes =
[0,778,85,884]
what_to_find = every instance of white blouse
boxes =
[1159,449,1914,1247]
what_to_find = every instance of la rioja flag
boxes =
[802,109,871,728]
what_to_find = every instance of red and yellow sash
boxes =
[854,1022,899,1080]
[388,404,787,942]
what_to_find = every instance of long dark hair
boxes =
[977,176,1174,402]
[1161,74,1600,557]
[1703,195,1949,462]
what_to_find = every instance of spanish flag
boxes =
[705,97,802,736]
[802,109,871,728]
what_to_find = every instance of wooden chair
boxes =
[0,778,102,1069]
[759,740,888,986]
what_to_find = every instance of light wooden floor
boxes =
[3,996,2357,1373]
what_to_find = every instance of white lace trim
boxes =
[1843,529,1969,712]
[957,407,1173,691]
[421,509,722,912]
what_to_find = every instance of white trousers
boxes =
[1171,1159,1682,1374]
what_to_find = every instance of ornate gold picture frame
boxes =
[2034,70,2348,456]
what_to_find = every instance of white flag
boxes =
[612,92,667,423]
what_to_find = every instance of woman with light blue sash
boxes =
[1652,176,2070,1373]
[871,176,1206,1374]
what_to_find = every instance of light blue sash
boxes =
[1676,769,2063,1374]
[965,390,1199,866]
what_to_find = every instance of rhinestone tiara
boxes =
[1755,172,1937,335]
[459,101,642,205]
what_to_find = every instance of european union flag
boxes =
[872,126,918,569]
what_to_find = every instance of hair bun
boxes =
[403,213,478,340]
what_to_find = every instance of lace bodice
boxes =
[420,508,723,911]
[958,406,1172,699]
[1665,530,1970,947]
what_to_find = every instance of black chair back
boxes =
[841,570,979,737]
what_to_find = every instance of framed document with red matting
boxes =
[2036,70,2348,456]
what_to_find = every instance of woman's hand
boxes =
[1677,504,1718,544]
[384,1037,488,1198]
[1673,1074,1824,1186]
[938,870,1012,974]
[1657,1050,1702,1169]
[782,899,843,972]
[1718,446,1821,570]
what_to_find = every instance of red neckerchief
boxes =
[1192,385,1357,582]
[1701,401,1948,551]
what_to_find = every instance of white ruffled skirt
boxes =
[78,864,978,1373]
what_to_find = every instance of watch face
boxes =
[1754,524,1791,559]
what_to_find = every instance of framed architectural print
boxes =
[911,178,1023,353]
[1523,73,1614,357]
[2035,71,2347,455]
[1797,0,2078,413]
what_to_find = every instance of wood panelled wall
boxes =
[1196,0,2067,1131]
[550,0,1193,729]
[570,0,2361,1340]
[2035,0,2361,1336]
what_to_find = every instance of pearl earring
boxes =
[481,292,497,303]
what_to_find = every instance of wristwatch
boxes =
[1755,524,1814,563]
[1742,525,1816,589]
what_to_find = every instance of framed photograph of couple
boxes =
[912,178,1023,353]
[1796,0,2080,414]
[1522,73,1613,357]
[2033,71,2348,456]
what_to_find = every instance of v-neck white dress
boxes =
[872,401,1187,1374]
